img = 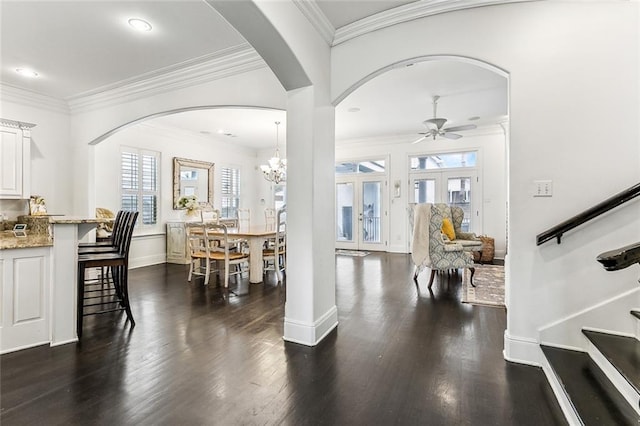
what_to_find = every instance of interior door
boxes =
[411,170,479,234]
[336,176,385,251]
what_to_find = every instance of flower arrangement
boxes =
[177,195,199,215]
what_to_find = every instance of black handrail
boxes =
[596,241,640,271]
[536,182,640,245]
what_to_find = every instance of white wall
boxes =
[332,1,640,364]
[336,130,507,256]
[0,92,71,220]
[93,121,263,267]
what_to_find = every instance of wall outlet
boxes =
[533,180,553,197]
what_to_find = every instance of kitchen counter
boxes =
[0,230,53,249]
[0,217,109,250]
[49,217,108,225]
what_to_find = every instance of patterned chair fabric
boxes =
[429,203,474,271]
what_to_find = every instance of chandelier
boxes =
[260,121,287,184]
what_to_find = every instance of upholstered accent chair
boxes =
[411,203,480,288]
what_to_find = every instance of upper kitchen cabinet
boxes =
[1,118,35,199]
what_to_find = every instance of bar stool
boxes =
[76,211,138,338]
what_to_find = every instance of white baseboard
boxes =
[130,254,166,269]
[587,339,640,414]
[283,305,338,346]
[503,331,541,365]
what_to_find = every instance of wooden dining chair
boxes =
[263,208,286,282]
[205,224,250,288]
[186,223,218,285]
[264,207,276,228]
[76,211,138,338]
[236,208,250,229]
[200,207,220,224]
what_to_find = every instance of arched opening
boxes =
[90,105,287,269]
[332,54,511,322]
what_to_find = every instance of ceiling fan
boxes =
[412,95,477,144]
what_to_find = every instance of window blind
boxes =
[121,148,159,225]
[221,166,240,218]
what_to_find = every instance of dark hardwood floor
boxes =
[1,253,566,425]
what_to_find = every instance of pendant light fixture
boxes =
[260,121,287,184]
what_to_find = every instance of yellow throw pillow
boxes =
[441,218,456,241]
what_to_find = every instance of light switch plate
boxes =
[533,180,553,197]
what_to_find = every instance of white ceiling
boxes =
[1,0,507,148]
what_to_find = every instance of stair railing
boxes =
[596,241,640,271]
[536,182,640,245]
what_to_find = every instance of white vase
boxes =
[182,209,200,222]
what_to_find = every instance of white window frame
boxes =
[220,165,241,219]
[120,146,160,228]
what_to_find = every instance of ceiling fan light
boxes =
[128,18,152,32]
[423,118,447,129]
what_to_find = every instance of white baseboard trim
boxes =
[130,254,166,269]
[1,340,49,355]
[503,331,540,366]
[587,339,640,414]
[283,305,338,346]
[50,337,79,347]
[540,356,582,425]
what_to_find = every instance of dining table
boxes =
[207,224,278,284]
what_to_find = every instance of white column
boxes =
[283,85,337,345]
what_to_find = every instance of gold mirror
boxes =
[173,157,214,209]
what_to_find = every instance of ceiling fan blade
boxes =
[442,132,463,140]
[442,124,477,133]
[411,135,427,144]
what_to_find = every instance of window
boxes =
[221,166,240,218]
[410,151,476,170]
[335,159,385,174]
[121,148,159,226]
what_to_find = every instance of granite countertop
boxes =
[49,217,109,224]
[0,230,53,250]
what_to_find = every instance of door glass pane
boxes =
[336,183,354,242]
[362,181,381,243]
[447,177,471,232]
[413,179,435,203]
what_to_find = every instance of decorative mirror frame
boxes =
[173,157,214,209]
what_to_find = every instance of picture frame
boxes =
[29,195,47,216]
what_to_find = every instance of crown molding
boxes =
[333,0,539,46]
[0,83,70,115]
[67,43,267,114]
[0,117,36,130]
[292,0,335,46]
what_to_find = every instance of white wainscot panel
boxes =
[1,247,50,354]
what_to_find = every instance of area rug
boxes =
[335,249,370,257]
[462,264,505,307]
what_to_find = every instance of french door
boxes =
[410,170,479,233]
[336,176,386,251]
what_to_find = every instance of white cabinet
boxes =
[166,221,189,264]
[1,246,51,353]
[0,118,35,199]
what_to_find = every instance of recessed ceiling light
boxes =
[217,129,225,134]
[468,116,481,121]
[128,18,152,32]
[348,107,361,113]
[15,68,38,78]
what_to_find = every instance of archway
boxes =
[332,54,510,318]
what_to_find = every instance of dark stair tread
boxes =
[632,311,640,321]
[583,329,640,396]
[541,345,639,425]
